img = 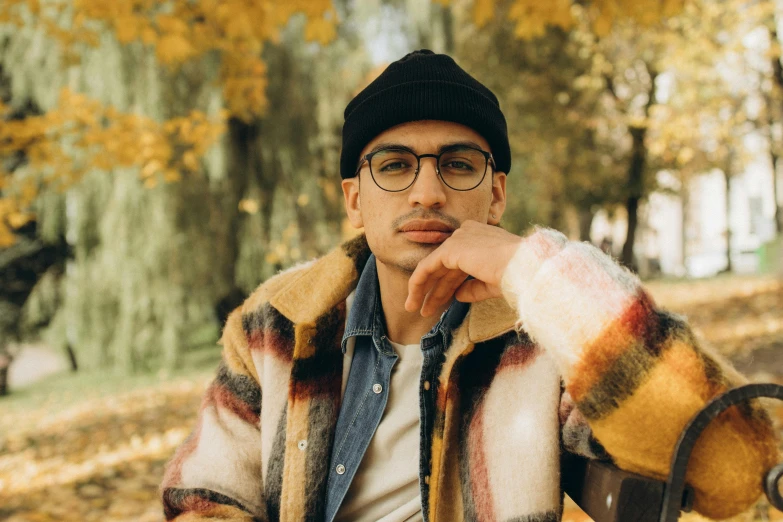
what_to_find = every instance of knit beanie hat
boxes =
[340,49,511,179]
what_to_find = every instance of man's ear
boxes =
[341,176,364,229]
[488,172,507,225]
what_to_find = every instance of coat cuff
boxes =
[500,227,641,376]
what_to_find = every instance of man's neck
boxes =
[375,257,449,345]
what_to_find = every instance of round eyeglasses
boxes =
[354,145,495,192]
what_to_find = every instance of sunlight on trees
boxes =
[0,0,336,245]
[1,0,782,379]
[0,91,226,246]
[437,0,684,38]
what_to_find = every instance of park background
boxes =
[0,0,782,520]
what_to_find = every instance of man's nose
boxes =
[408,157,446,208]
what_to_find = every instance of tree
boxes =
[0,0,348,384]
[464,0,758,271]
[438,0,684,40]
[757,0,783,234]
[0,0,753,390]
[645,0,763,273]
[0,0,338,245]
[597,24,664,268]
[0,218,69,395]
[449,1,674,262]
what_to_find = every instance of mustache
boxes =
[392,210,461,231]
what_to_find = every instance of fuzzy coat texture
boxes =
[160,229,779,522]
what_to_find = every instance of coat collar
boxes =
[267,234,518,343]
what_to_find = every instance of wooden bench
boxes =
[562,383,783,522]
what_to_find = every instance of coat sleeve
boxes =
[500,227,780,520]
[160,307,266,521]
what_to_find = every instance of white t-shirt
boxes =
[335,340,424,522]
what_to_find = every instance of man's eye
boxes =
[380,161,410,172]
[443,161,474,171]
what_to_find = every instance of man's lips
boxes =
[399,220,455,244]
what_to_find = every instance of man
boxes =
[160,50,779,522]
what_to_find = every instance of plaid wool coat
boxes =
[161,230,779,522]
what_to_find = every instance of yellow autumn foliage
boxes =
[0,0,336,120]
[0,0,688,246]
[438,0,685,38]
[0,89,226,246]
[0,0,338,244]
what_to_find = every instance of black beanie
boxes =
[340,49,511,179]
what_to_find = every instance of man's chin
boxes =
[376,249,431,275]
[369,234,443,274]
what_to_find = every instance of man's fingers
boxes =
[421,270,468,316]
[406,223,520,313]
[406,246,455,312]
[406,262,448,312]
[454,279,502,303]
[418,272,449,316]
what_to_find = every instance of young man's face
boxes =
[341,120,507,274]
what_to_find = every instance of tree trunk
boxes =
[768,26,783,234]
[620,65,658,271]
[0,367,7,396]
[577,206,594,242]
[225,118,260,284]
[723,159,733,273]
[0,352,10,396]
[773,149,783,234]
[441,4,455,54]
[548,190,568,234]
[66,343,78,372]
[680,181,689,275]
[621,125,645,271]
[622,197,640,270]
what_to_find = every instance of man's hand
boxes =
[405,220,523,317]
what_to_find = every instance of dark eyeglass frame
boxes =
[353,145,496,192]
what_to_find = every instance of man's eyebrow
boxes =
[365,140,486,156]
[438,141,485,153]
[366,142,416,155]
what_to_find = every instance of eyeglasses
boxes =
[354,145,496,192]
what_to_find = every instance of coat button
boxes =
[372,383,382,394]
[424,475,430,485]
[297,440,308,450]
[336,464,346,475]
[423,380,431,391]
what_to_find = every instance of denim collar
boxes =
[341,254,381,352]
[340,254,469,353]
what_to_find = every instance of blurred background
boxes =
[0,0,782,520]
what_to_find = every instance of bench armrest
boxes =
[562,383,783,522]
[562,454,692,522]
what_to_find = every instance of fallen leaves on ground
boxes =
[0,275,781,521]
[0,377,211,521]
[647,275,783,367]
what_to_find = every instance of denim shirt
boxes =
[323,255,469,522]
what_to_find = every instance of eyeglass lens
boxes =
[369,147,488,191]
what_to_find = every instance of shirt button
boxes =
[372,383,383,394]
[297,440,308,451]
[425,475,430,485]
[336,464,346,475]
[423,380,431,391]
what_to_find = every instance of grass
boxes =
[0,345,221,418]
